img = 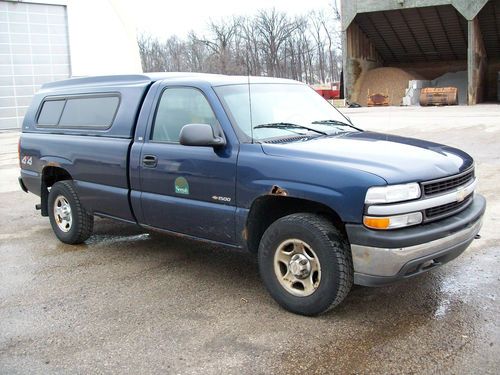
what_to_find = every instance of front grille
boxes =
[423,168,474,196]
[425,194,473,220]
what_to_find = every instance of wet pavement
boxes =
[1,105,499,374]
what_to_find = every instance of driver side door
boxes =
[138,85,238,244]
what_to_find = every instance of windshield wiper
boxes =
[253,122,327,135]
[311,119,359,130]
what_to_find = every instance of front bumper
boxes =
[347,194,486,286]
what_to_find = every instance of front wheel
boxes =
[48,180,94,244]
[258,213,353,316]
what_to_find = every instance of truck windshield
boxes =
[214,83,356,141]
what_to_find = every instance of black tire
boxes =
[258,213,353,316]
[48,180,94,244]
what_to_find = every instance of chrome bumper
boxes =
[352,218,482,276]
[348,194,486,286]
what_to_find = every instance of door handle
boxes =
[143,155,158,168]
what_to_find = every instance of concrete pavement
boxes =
[1,105,499,374]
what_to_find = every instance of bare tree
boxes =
[240,17,262,75]
[310,11,326,83]
[255,9,302,77]
[137,7,343,86]
[323,4,342,83]
[138,34,168,72]
[196,18,239,74]
[186,32,206,72]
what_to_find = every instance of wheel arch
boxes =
[244,195,347,253]
[40,166,73,216]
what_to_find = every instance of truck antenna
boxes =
[247,55,254,143]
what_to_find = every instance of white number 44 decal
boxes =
[21,156,33,166]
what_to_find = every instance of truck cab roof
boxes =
[39,72,300,92]
[26,73,301,139]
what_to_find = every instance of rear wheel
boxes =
[48,181,93,244]
[258,213,353,316]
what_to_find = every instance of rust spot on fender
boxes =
[270,185,288,196]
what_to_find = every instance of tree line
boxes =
[137,7,342,85]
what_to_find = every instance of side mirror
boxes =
[179,123,226,147]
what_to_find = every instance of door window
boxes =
[152,87,219,142]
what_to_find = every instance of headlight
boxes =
[365,183,421,204]
[363,212,423,230]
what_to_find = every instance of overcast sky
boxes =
[122,0,336,39]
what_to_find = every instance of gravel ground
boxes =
[1,104,499,374]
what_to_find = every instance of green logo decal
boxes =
[174,177,189,195]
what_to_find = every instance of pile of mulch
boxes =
[357,67,423,106]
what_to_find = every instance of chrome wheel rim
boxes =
[54,195,72,232]
[273,239,321,297]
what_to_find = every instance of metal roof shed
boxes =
[341,0,499,105]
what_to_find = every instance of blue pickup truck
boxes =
[19,73,486,315]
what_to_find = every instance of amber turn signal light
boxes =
[363,216,390,229]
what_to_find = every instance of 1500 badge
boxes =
[212,195,231,202]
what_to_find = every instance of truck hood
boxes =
[261,132,473,184]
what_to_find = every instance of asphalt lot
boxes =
[1,105,499,374]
